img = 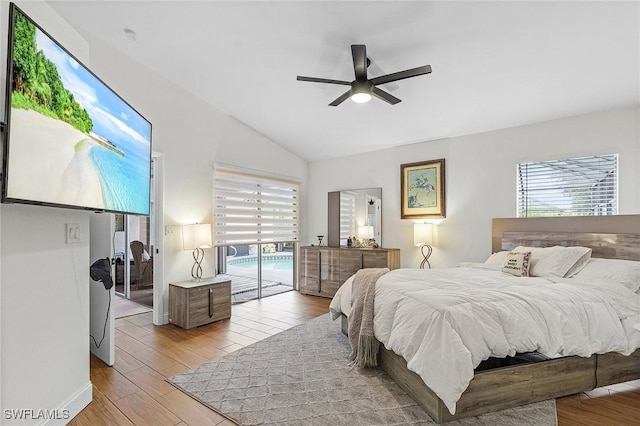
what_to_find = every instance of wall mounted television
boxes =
[2,3,152,216]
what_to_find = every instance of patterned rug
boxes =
[168,314,557,425]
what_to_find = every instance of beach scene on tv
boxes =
[7,10,152,215]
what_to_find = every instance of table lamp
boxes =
[182,223,212,281]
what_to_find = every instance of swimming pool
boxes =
[227,254,293,271]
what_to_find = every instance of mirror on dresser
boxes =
[328,188,382,247]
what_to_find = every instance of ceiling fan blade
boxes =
[372,87,401,105]
[351,45,368,81]
[329,90,352,107]
[369,65,432,86]
[297,76,351,86]
[367,60,400,92]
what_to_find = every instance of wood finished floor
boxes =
[71,291,640,426]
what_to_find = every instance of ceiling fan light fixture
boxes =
[351,92,372,103]
[297,44,431,106]
[351,80,373,103]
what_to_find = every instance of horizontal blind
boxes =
[517,154,618,217]
[214,169,299,246]
[340,192,357,244]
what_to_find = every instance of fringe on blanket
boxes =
[350,334,380,368]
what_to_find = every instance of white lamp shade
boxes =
[414,223,433,246]
[182,223,212,250]
[359,225,374,240]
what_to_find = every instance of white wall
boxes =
[1,206,93,422]
[306,107,640,269]
[0,2,93,422]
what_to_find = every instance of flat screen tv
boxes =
[2,3,152,215]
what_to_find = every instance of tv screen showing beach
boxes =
[3,5,152,215]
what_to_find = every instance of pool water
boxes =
[228,255,293,271]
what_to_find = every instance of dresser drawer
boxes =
[362,251,391,268]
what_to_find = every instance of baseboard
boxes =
[41,381,92,425]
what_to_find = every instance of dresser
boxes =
[169,277,231,329]
[299,246,400,298]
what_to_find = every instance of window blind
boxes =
[339,191,357,244]
[517,154,618,217]
[213,169,299,246]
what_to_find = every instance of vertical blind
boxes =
[517,154,618,217]
[213,169,299,246]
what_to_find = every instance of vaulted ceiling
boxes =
[47,1,639,161]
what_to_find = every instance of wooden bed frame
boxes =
[346,215,640,423]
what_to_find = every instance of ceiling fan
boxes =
[297,44,432,106]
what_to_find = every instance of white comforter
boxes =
[329,265,640,415]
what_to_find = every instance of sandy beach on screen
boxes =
[6,108,105,208]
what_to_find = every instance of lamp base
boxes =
[419,244,432,269]
[191,247,205,280]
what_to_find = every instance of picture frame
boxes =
[401,159,446,219]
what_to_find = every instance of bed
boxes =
[329,215,640,423]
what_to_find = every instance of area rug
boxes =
[167,314,557,425]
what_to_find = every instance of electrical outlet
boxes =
[66,223,81,244]
[165,225,179,235]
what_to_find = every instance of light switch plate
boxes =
[66,223,81,244]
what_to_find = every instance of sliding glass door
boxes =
[214,167,299,303]
[217,243,295,302]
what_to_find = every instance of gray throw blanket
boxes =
[348,267,389,368]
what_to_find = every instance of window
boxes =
[213,168,299,246]
[517,154,618,217]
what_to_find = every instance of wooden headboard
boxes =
[492,215,640,261]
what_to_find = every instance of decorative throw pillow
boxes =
[502,252,531,277]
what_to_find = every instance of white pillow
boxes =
[485,251,509,265]
[513,245,592,278]
[573,258,640,293]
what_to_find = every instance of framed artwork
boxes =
[401,158,446,219]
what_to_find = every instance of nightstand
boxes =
[169,277,231,329]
